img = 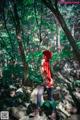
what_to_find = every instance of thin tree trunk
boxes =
[56,19,61,53]
[42,0,80,63]
[54,33,57,50]
[58,26,61,53]
[12,0,28,84]
[72,24,75,38]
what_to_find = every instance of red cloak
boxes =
[41,50,53,88]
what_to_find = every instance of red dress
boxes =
[41,50,53,88]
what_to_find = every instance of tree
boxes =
[41,0,80,63]
[12,0,28,84]
[0,0,28,84]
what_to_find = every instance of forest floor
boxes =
[0,60,80,120]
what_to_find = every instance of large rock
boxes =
[9,106,27,120]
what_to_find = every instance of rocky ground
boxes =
[0,60,80,120]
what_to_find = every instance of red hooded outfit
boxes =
[41,50,53,88]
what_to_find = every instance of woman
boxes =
[41,50,54,100]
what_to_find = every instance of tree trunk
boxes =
[57,26,61,53]
[54,33,57,50]
[42,0,80,63]
[72,24,75,38]
[56,20,61,53]
[12,0,28,84]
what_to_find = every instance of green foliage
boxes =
[0,0,79,86]
[61,46,73,58]
[26,51,43,83]
[76,41,80,49]
[73,80,80,87]
[2,63,24,86]
[51,52,60,62]
[23,0,33,5]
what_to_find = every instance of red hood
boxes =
[43,50,52,59]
